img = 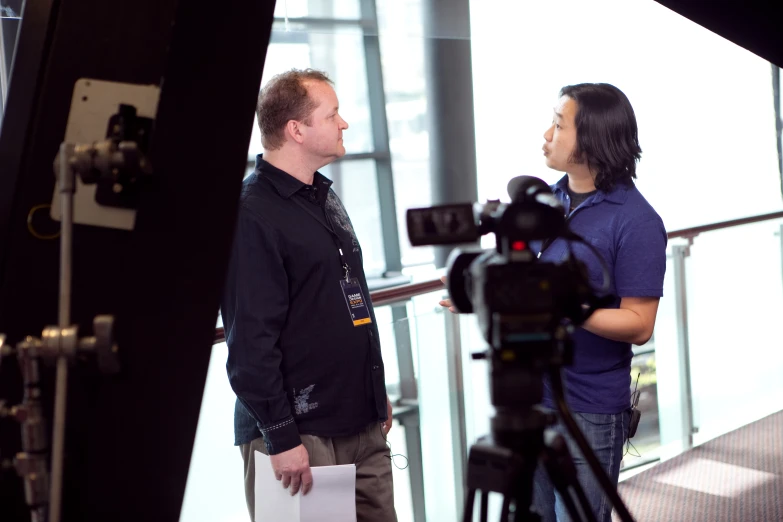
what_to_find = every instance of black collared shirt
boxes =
[221,155,387,454]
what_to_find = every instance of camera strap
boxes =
[538,237,555,257]
[538,205,586,257]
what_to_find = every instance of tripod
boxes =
[462,356,635,522]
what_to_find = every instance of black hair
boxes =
[559,83,642,191]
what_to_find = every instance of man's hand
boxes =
[270,444,313,496]
[382,396,393,435]
[438,276,458,313]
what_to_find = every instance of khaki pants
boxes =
[239,422,397,522]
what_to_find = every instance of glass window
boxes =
[376,0,435,268]
[321,159,386,277]
[273,0,361,20]
[251,0,438,273]
[247,21,381,272]
[251,28,373,159]
[0,0,24,126]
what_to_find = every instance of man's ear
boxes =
[285,120,305,145]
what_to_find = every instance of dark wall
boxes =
[0,0,275,520]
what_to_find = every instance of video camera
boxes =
[407,175,611,359]
[405,175,632,522]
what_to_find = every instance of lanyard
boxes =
[291,195,352,282]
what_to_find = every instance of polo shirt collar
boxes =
[255,154,333,200]
[552,174,629,206]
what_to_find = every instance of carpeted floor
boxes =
[614,410,783,521]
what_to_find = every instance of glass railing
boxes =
[374,293,466,522]
[653,214,783,462]
[185,211,783,522]
[686,217,783,443]
[622,344,660,471]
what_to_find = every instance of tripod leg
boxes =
[549,369,634,522]
[541,429,597,522]
[464,489,477,522]
[480,491,489,522]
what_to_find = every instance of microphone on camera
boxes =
[506,175,551,201]
[506,175,560,210]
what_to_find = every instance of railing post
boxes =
[444,309,468,509]
[778,224,783,290]
[392,304,418,402]
[390,304,426,522]
[672,238,697,449]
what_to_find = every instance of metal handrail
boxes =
[667,210,783,239]
[213,277,445,344]
[213,210,783,345]
[371,278,444,306]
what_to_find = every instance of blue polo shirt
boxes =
[540,175,667,414]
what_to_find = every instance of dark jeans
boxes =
[532,409,631,522]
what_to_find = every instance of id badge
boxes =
[340,278,372,327]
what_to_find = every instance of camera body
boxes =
[408,176,603,352]
[407,176,614,415]
[408,178,636,522]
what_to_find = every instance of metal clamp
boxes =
[37,316,120,374]
[55,104,154,211]
[0,316,119,521]
[3,317,120,373]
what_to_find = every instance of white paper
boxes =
[302,464,357,522]
[255,451,357,522]
[255,451,300,521]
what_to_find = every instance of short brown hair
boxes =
[256,68,333,150]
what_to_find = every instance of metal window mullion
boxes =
[388,298,425,522]
[332,151,390,162]
[0,16,8,114]
[392,304,417,401]
[773,65,782,199]
[359,0,402,274]
[356,4,424,519]
[444,311,467,510]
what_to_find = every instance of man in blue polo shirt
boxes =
[440,83,666,521]
[534,83,667,521]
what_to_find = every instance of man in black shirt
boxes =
[221,69,396,521]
